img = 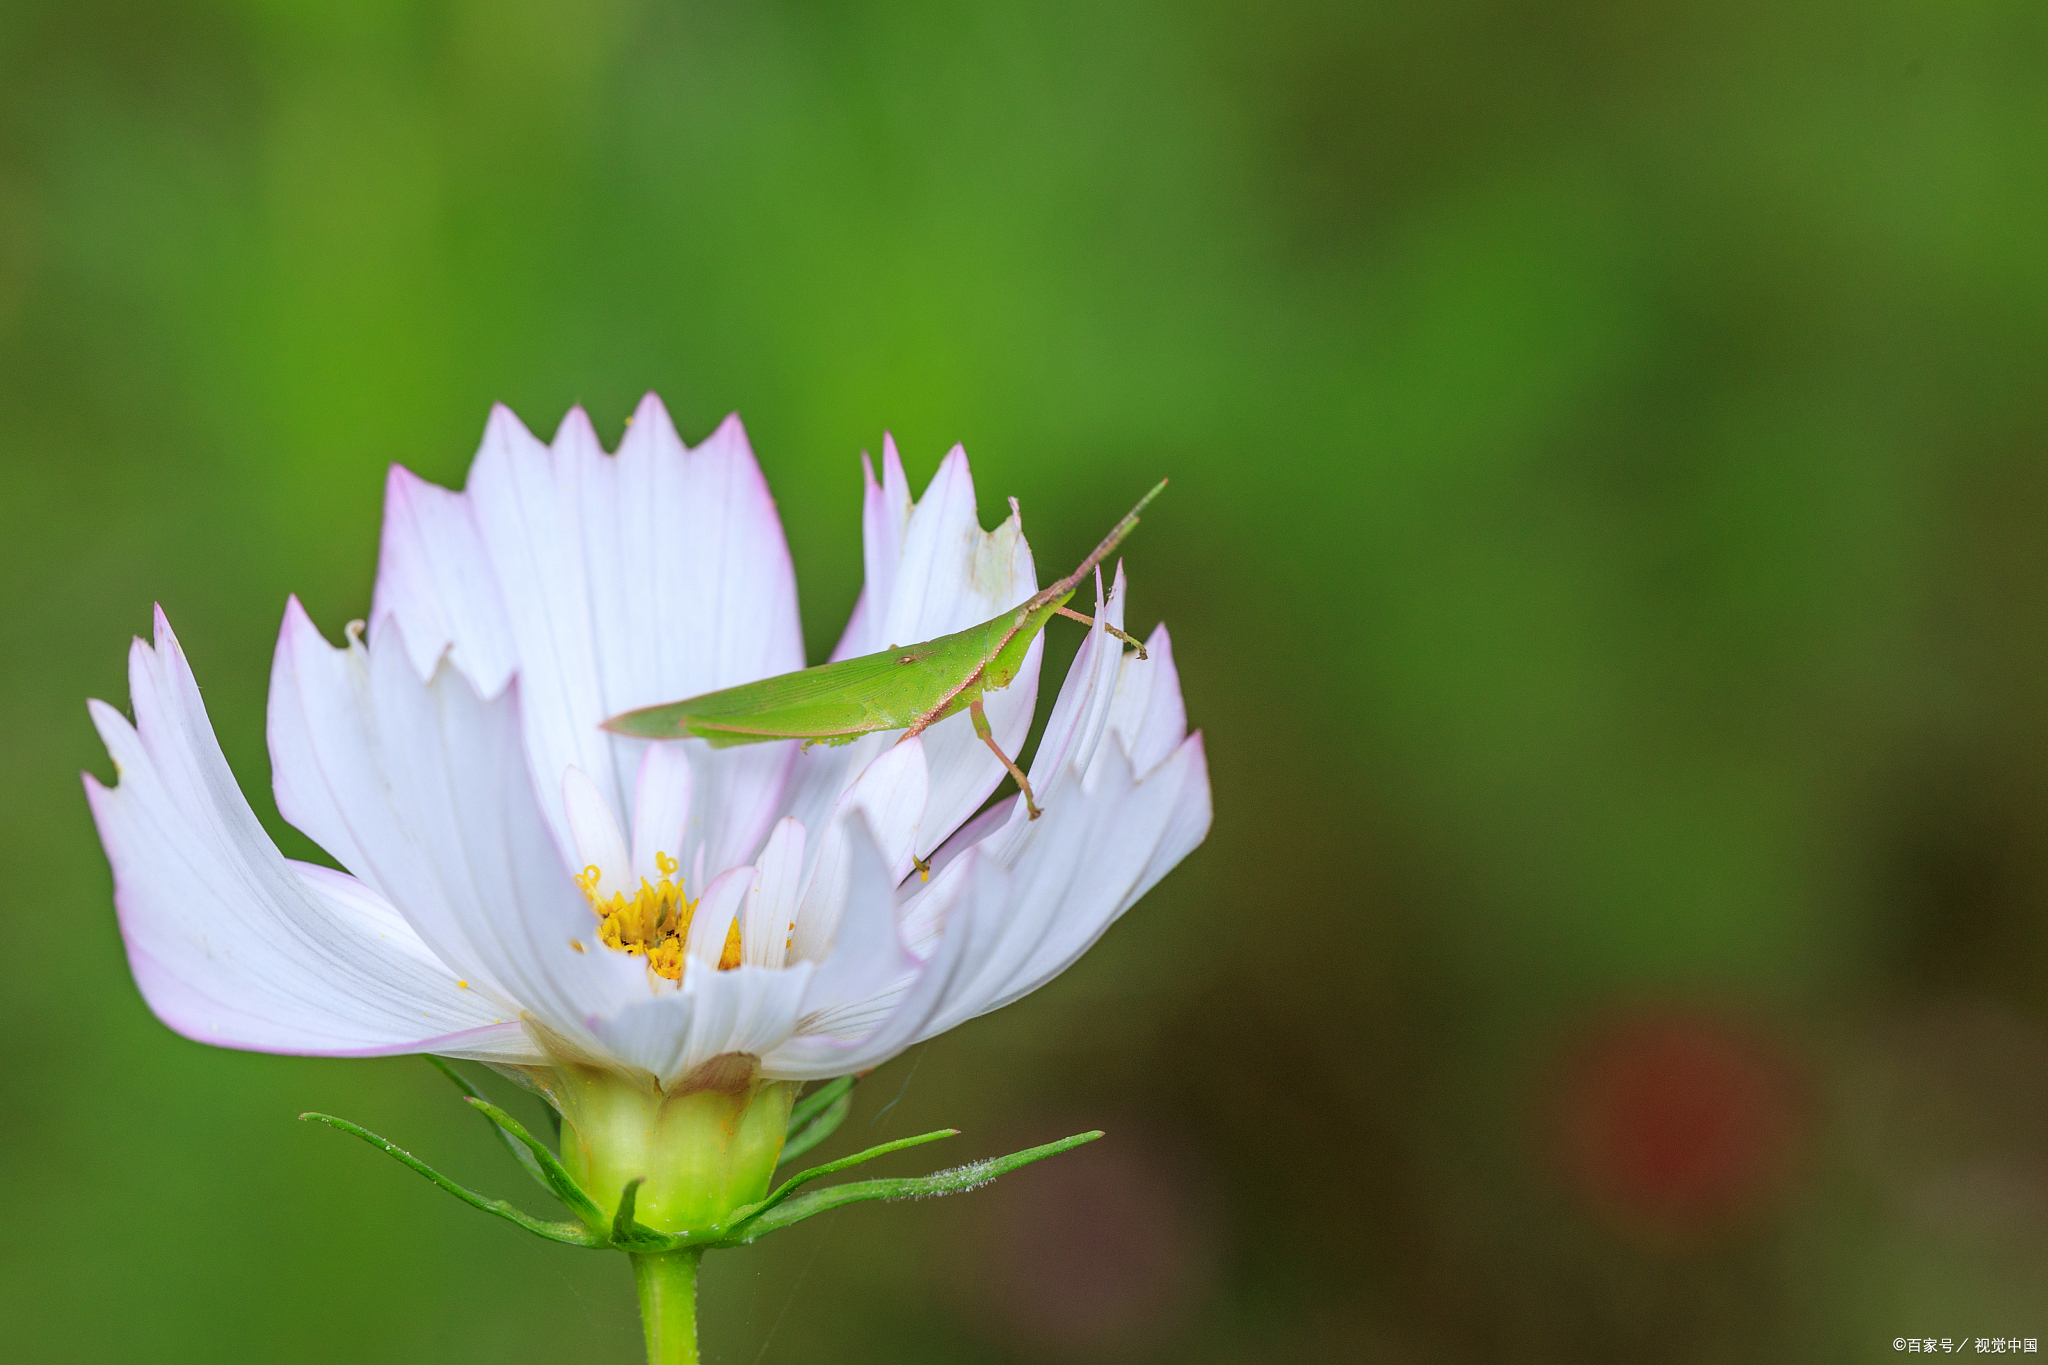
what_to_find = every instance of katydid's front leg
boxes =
[969,695,1041,820]
[1052,607,1147,659]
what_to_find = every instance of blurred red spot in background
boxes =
[1546,1005,1807,1239]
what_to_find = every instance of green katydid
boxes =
[601,479,1167,819]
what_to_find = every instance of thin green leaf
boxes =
[786,1075,854,1134]
[718,1130,1104,1245]
[724,1128,958,1233]
[425,1056,551,1195]
[300,1112,602,1248]
[463,1096,606,1229]
[778,1084,854,1168]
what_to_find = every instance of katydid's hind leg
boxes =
[1052,606,1147,659]
[969,696,1041,819]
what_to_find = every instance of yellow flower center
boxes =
[573,851,741,979]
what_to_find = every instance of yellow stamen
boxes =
[574,849,748,979]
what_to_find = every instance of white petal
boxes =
[743,817,805,969]
[787,738,930,963]
[463,404,622,857]
[763,710,1211,1081]
[564,766,632,900]
[960,738,1209,1024]
[619,399,806,699]
[1122,733,1214,911]
[829,437,914,662]
[268,599,645,1059]
[685,864,751,967]
[586,961,815,1090]
[369,463,519,698]
[287,863,543,1064]
[789,812,920,1041]
[1024,563,1129,800]
[86,608,535,1061]
[777,750,1184,1080]
[1096,622,1188,780]
[685,738,796,879]
[929,565,1132,865]
[629,741,694,882]
[899,800,1009,957]
[460,398,806,878]
[761,842,997,1080]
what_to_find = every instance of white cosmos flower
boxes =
[86,395,1211,1094]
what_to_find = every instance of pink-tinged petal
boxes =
[1097,623,1188,780]
[677,961,815,1074]
[788,738,930,964]
[369,464,519,697]
[268,600,645,1059]
[269,597,507,1000]
[86,608,531,1060]
[743,817,805,969]
[684,864,751,967]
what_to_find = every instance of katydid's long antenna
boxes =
[1032,478,1168,607]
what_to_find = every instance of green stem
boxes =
[631,1249,703,1365]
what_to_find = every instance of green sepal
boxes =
[731,1127,957,1231]
[593,1127,961,1253]
[720,1129,1104,1245]
[424,1057,553,1196]
[460,1096,607,1229]
[300,1112,604,1248]
[778,1076,855,1167]
[786,1075,854,1133]
[607,1179,684,1252]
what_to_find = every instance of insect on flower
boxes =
[83,394,1211,1363]
[602,480,1168,820]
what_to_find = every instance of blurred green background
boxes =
[5,0,2048,1359]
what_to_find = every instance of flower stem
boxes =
[631,1249,703,1365]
